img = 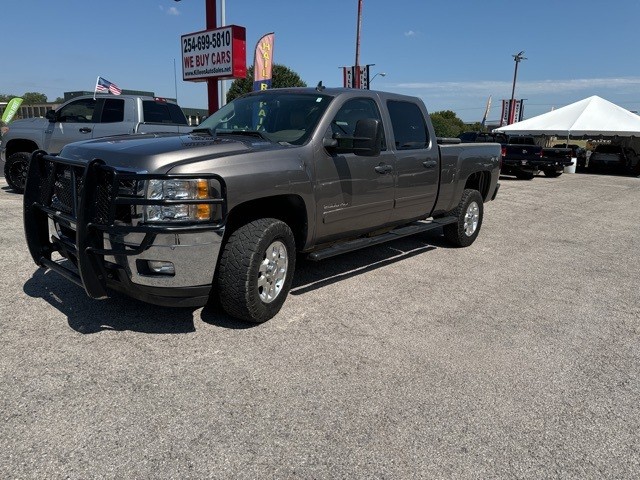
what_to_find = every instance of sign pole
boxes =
[206,0,219,115]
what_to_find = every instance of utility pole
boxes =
[354,0,363,89]
[509,51,526,124]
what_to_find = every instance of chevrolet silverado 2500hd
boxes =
[23,87,501,323]
[2,95,191,193]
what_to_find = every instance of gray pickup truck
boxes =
[2,94,190,193]
[23,87,500,323]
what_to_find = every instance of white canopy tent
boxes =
[493,95,640,138]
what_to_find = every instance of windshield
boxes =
[198,91,333,145]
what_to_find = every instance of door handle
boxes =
[374,164,393,174]
[79,127,92,134]
[422,160,437,168]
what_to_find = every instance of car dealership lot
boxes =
[1,173,638,478]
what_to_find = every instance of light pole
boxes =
[370,72,386,84]
[509,50,526,125]
[354,0,363,88]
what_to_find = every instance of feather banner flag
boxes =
[253,33,275,91]
[1,97,23,124]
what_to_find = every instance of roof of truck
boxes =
[242,87,422,103]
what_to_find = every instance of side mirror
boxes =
[352,118,382,156]
[45,110,57,122]
[327,118,382,157]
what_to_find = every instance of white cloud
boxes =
[159,5,180,16]
[396,77,640,95]
[404,30,417,37]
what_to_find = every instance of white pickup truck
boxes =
[1,94,192,192]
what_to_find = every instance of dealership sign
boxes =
[181,25,246,82]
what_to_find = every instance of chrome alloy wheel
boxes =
[464,201,480,236]
[258,240,288,303]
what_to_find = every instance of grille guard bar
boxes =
[24,151,227,299]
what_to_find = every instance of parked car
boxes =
[588,145,639,173]
[24,88,501,323]
[1,95,191,193]
[553,143,587,168]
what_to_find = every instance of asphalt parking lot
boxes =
[1,171,639,478]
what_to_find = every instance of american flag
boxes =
[95,76,122,95]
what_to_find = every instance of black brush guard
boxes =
[24,151,227,301]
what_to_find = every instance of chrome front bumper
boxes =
[25,152,227,307]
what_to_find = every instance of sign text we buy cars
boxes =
[181,25,246,82]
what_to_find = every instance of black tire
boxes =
[217,218,296,323]
[443,189,484,248]
[543,169,562,178]
[4,152,31,193]
[515,171,535,180]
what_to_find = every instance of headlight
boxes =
[145,179,213,222]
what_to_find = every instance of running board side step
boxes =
[306,216,456,261]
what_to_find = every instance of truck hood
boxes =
[4,117,49,132]
[59,132,288,172]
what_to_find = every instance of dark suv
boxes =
[589,145,639,173]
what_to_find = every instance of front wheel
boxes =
[217,218,296,323]
[443,189,484,247]
[4,152,31,193]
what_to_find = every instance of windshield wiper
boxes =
[191,127,216,136]
[216,130,270,141]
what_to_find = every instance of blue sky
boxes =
[2,0,640,122]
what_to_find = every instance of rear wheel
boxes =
[543,169,562,178]
[217,218,296,323]
[443,189,484,247]
[4,152,31,193]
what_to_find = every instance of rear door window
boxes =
[99,98,125,123]
[142,101,188,125]
[387,100,430,150]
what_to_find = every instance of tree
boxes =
[227,64,306,103]
[22,92,48,104]
[429,110,467,138]
[465,122,484,132]
[0,94,18,103]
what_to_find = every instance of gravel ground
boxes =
[1,172,638,479]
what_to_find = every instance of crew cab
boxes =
[2,95,191,193]
[23,88,501,323]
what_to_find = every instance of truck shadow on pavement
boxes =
[23,268,199,334]
[22,231,452,333]
[290,232,446,296]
